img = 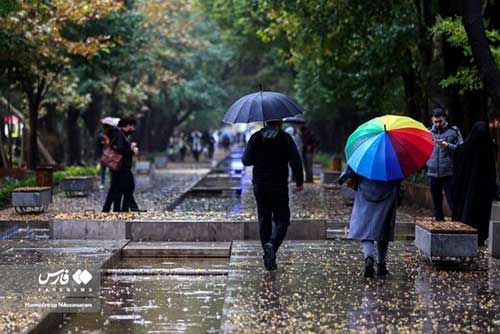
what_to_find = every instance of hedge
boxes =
[0,166,98,202]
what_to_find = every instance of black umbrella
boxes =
[223,90,304,124]
[283,114,305,124]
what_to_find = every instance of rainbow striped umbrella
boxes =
[345,115,433,181]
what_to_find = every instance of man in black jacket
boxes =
[242,120,304,271]
[102,117,139,212]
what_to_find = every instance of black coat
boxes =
[452,121,497,244]
[242,127,303,187]
[110,129,134,171]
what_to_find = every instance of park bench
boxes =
[415,218,478,263]
[12,186,52,214]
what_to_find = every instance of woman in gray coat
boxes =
[348,175,399,278]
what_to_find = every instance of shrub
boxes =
[0,166,98,202]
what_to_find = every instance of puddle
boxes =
[54,258,227,334]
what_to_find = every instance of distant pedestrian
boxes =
[202,131,215,160]
[97,117,120,189]
[179,134,187,162]
[285,125,303,182]
[347,170,399,278]
[300,125,319,183]
[452,121,497,246]
[102,117,139,212]
[242,120,303,271]
[221,131,231,151]
[191,130,203,162]
[96,129,110,189]
[426,108,463,221]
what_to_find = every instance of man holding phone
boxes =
[426,108,463,221]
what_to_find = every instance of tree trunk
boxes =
[83,91,104,138]
[401,69,422,122]
[67,107,82,165]
[439,0,466,130]
[28,94,40,169]
[0,96,56,165]
[460,0,500,112]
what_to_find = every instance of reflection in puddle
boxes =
[55,258,227,334]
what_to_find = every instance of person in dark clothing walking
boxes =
[96,130,109,189]
[242,120,304,271]
[300,126,319,183]
[102,117,139,212]
[426,108,463,221]
[452,121,497,246]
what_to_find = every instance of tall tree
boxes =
[0,0,122,168]
[459,0,500,113]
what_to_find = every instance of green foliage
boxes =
[313,153,333,169]
[53,166,98,184]
[0,166,98,202]
[0,0,18,16]
[440,68,483,94]
[432,16,500,94]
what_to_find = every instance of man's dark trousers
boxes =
[253,183,290,253]
[429,176,453,221]
[103,171,121,212]
[118,170,135,211]
[102,170,134,212]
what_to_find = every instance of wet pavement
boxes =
[222,241,500,333]
[0,167,209,223]
[0,239,127,334]
[3,145,488,333]
[54,258,227,334]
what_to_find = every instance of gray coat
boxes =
[426,123,463,177]
[348,177,399,241]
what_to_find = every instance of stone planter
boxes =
[489,202,500,258]
[154,156,168,169]
[61,176,95,197]
[135,161,151,174]
[12,186,52,214]
[415,219,478,261]
[321,170,340,184]
[489,221,500,258]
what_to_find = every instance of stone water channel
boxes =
[51,151,249,334]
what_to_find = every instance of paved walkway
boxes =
[0,150,232,223]
[222,241,500,333]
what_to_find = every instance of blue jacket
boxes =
[426,123,463,177]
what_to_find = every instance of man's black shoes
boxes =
[263,242,277,271]
[376,263,389,277]
[364,256,375,278]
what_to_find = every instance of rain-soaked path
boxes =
[222,241,500,333]
[2,146,499,333]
